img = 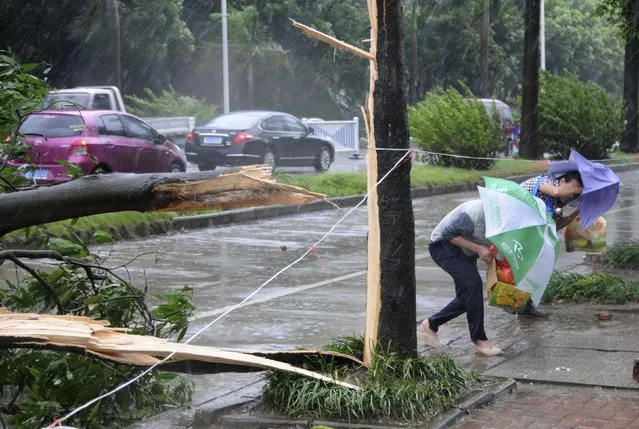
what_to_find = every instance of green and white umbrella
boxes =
[478,177,561,305]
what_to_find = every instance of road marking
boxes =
[191,253,433,322]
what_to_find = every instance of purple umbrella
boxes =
[548,149,620,230]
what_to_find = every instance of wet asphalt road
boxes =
[68,169,639,352]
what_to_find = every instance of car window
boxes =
[93,94,111,110]
[120,115,154,141]
[99,114,126,136]
[205,113,262,130]
[19,114,85,138]
[261,116,287,132]
[43,92,91,110]
[282,116,307,133]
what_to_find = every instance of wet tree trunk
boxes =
[480,0,490,98]
[520,0,541,159]
[410,0,419,105]
[373,0,417,356]
[103,0,121,88]
[622,31,639,152]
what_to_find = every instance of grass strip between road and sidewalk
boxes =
[0,160,551,243]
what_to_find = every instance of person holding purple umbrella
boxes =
[513,171,584,317]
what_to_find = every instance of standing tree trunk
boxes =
[103,0,121,88]
[480,0,490,98]
[520,0,541,159]
[410,0,419,105]
[623,31,639,152]
[373,0,417,356]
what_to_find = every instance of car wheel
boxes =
[263,148,277,168]
[314,146,332,172]
[170,163,184,173]
[198,164,216,171]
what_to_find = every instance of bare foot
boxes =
[421,319,441,348]
[474,340,503,356]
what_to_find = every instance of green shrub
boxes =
[542,272,639,304]
[603,240,639,270]
[263,337,476,421]
[539,71,622,160]
[125,87,217,124]
[408,87,502,170]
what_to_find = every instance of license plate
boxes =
[202,136,223,145]
[23,168,48,180]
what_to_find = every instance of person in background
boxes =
[422,199,503,357]
[514,171,584,317]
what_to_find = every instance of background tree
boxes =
[520,0,541,159]
[597,0,639,152]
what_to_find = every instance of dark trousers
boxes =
[427,241,488,342]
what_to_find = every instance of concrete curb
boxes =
[191,377,517,429]
[173,162,639,231]
[428,377,517,429]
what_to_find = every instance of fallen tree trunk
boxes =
[0,166,326,236]
[0,308,361,388]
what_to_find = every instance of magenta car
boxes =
[9,110,186,184]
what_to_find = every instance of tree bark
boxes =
[410,0,419,105]
[623,32,639,152]
[480,0,490,98]
[103,0,121,88]
[0,167,325,236]
[520,0,541,159]
[373,0,417,356]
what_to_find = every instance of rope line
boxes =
[46,150,411,427]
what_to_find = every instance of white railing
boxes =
[303,117,360,157]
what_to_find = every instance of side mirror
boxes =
[154,134,166,144]
[307,126,314,134]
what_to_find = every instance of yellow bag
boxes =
[564,216,607,253]
[485,259,530,312]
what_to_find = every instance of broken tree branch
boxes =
[290,19,374,60]
[0,308,361,388]
[0,166,326,236]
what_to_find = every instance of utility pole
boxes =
[540,0,545,70]
[222,0,230,113]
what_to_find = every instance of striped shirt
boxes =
[429,200,491,257]
[519,175,564,219]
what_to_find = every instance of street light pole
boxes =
[540,0,546,70]
[222,0,230,113]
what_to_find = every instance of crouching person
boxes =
[422,199,503,357]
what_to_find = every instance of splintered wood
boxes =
[0,308,360,389]
[155,165,329,211]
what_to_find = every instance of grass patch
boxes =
[262,337,477,422]
[542,272,639,304]
[5,211,177,243]
[276,160,546,198]
[602,241,639,270]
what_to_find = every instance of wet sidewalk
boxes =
[453,383,639,429]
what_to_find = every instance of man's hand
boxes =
[450,237,494,263]
[477,245,493,264]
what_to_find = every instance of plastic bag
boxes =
[564,216,607,253]
[486,256,530,312]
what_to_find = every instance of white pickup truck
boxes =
[43,86,195,141]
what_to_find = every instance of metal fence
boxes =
[303,117,360,157]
